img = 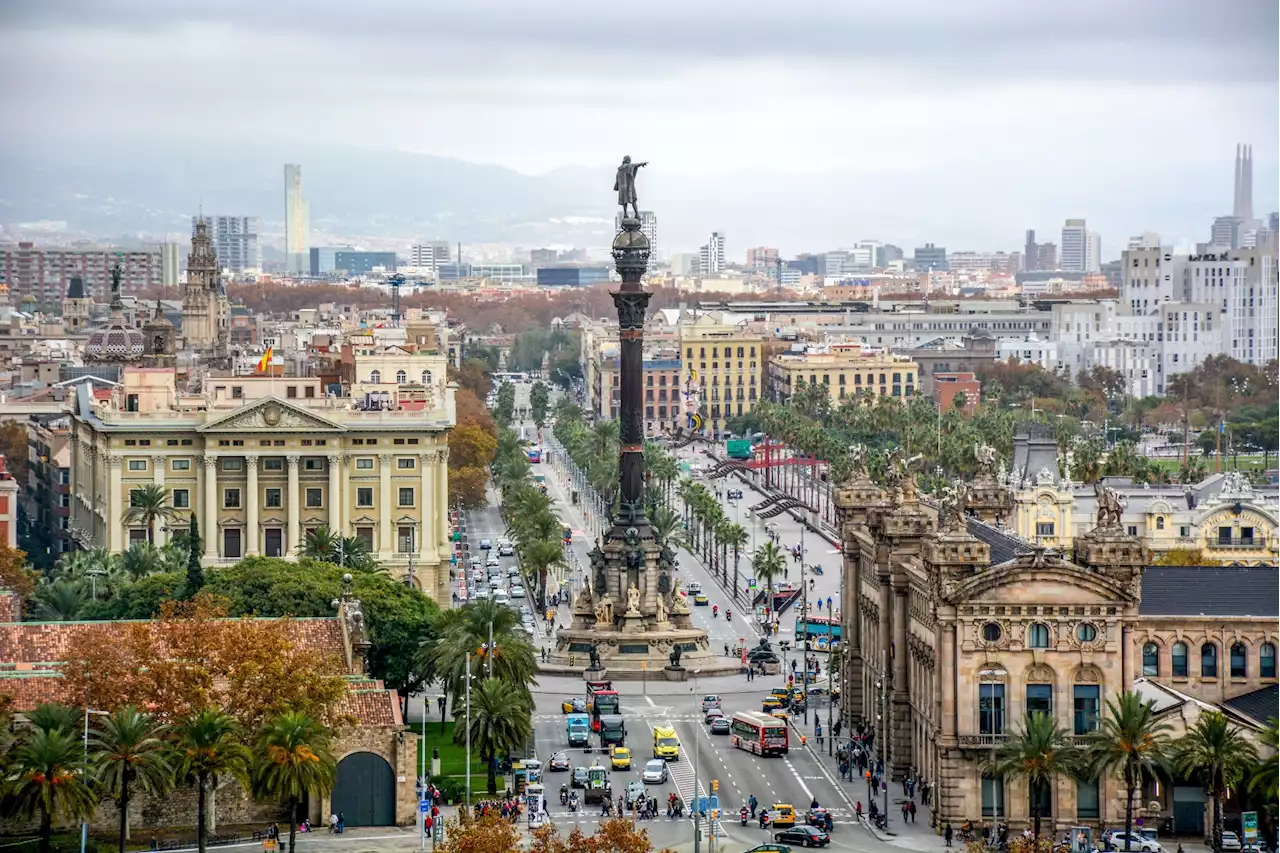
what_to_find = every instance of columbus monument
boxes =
[547,158,732,678]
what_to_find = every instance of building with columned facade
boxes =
[68,365,456,602]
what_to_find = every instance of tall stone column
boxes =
[286,455,300,557]
[203,455,218,560]
[245,455,259,556]
[152,455,166,548]
[107,455,124,552]
[436,449,450,561]
[327,454,342,535]
[842,546,863,728]
[891,582,912,781]
[378,453,393,559]
[419,453,436,559]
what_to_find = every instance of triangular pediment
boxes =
[953,555,1132,605]
[199,397,346,433]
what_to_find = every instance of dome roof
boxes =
[85,321,145,362]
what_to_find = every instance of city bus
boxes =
[795,615,842,651]
[492,372,530,385]
[729,711,789,756]
[527,447,543,463]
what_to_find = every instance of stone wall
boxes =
[319,724,420,827]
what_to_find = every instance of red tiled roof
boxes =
[340,686,402,727]
[0,673,72,710]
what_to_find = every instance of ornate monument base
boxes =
[663,666,688,682]
[583,667,608,683]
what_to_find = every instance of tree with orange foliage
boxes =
[436,813,520,853]
[448,466,489,510]
[455,388,496,434]
[60,595,349,731]
[450,423,498,470]
[0,542,36,601]
[527,818,675,853]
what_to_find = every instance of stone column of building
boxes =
[286,455,300,556]
[152,453,166,548]
[891,575,912,778]
[203,455,219,560]
[378,453,393,560]
[245,455,259,556]
[327,454,341,534]
[419,451,436,561]
[340,454,351,534]
[436,449,450,562]
[834,468,888,730]
[107,455,124,552]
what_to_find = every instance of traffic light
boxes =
[711,779,719,792]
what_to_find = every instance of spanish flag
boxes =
[257,346,273,373]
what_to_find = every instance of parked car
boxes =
[641,759,668,784]
[774,826,830,848]
[1219,833,1242,853]
[1106,832,1162,853]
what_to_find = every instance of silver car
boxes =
[641,759,668,784]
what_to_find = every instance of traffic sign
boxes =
[1243,811,1258,843]
[419,799,430,814]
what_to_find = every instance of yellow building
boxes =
[677,315,764,437]
[68,367,457,602]
[767,342,918,405]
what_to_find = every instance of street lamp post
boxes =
[464,653,472,810]
[81,706,108,853]
[692,670,702,853]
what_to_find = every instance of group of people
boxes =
[326,813,345,834]
[470,793,529,823]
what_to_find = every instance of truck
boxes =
[567,713,591,748]
[598,714,626,752]
[582,764,611,805]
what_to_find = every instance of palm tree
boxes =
[650,506,683,547]
[119,541,164,580]
[298,526,340,562]
[456,678,533,794]
[253,712,337,853]
[4,727,98,853]
[753,541,787,613]
[1174,711,1259,853]
[91,706,172,853]
[34,578,87,621]
[122,483,178,543]
[171,708,253,853]
[1087,692,1173,852]
[521,539,565,610]
[1248,717,1278,807]
[25,701,81,736]
[989,712,1082,842]
[721,522,749,595]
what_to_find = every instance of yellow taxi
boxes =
[788,687,806,704]
[561,697,586,714]
[769,687,791,702]
[610,746,632,770]
[769,710,790,722]
[772,803,797,828]
[761,696,785,712]
[694,593,709,606]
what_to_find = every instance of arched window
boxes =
[369,370,381,384]
[1172,642,1189,677]
[1028,623,1050,649]
[1201,643,1218,678]
[1142,642,1159,676]
[1155,517,1165,530]
[395,370,407,384]
[1261,643,1276,679]
[421,370,433,385]
[1230,643,1247,679]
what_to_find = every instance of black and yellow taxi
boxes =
[761,695,785,713]
[610,745,632,770]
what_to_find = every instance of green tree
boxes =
[1174,711,1259,853]
[752,541,786,612]
[33,578,88,621]
[1086,692,1173,852]
[171,708,253,853]
[4,728,98,853]
[25,701,81,737]
[456,678,533,794]
[530,380,550,429]
[184,515,205,598]
[122,483,179,543]
[91,706,173,853]
[494,382,516,427]
[989,712,1082,842]
[252,712,337,853]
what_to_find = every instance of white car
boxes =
[507,566,522,578]
[510,585,527,598]
[492,591,510,607]
[1219,833,1242,853]
[473,587,490,599]
[486,555,501,569]
[641,759,668,784]
[1106,832,1162,853]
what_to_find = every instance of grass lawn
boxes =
[413,720,506,795]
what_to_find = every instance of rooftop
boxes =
[1221,684,1279,727]
[1138,566,1279,617]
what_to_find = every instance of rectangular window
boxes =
[222,458,243,471]
[356,458,374,470]
[172,458,191,471]
[304,458,324,471]
[128,459,147,471]
[305,488,323,508]
[286,386,298,399]
[355,526,374,550]
[1076,778,1100,820]
[1073,685,1100,735]
[1026,684,1052,717]
[1035,522,1054,538]
[223,528,242,558]
[263,457,284,471]
[1218,526,1232,545]
[357,488,374,507]
[171,489,190,509]
[979,683,1005,735]
[981,775,1004,818]
[397,457,416,469]
[398,526,415,553]
[264,488,282,508]
[398,487,414,507]
[223,488,241,509]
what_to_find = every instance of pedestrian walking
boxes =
[945,823,953,847]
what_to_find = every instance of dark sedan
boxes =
[710,717,731,735]
[548,752,571,772]
[775,826,830,848]
[570,766,589,788]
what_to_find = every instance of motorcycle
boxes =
[568,794,578,812]
[560,786,568,805]
[726,610,732,622]
[759,813,771,829]
[740,808,749,826]
[812,565,824,575]
[872,813,888,829]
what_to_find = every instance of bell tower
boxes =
[183,217,232,367]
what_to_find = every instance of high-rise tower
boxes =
[1233,144,1253,222]
[284,164,310,275]
[183,218,231,366]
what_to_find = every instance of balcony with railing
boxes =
[1206,536,1261,550]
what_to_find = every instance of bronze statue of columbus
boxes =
[614,155,648,219]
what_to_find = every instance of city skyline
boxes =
[0,1,1275,252]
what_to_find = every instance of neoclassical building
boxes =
[69,365,456,601]
[836,457,1277,835]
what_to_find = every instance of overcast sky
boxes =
[1,0,1276,252]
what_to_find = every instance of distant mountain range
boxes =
[0,143,1264,257]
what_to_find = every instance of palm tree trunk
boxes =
[486,747,497,794]
[288,798,298,853]
[197,772,208,853]
[1212,788,1224,853]
[1124,765,1136,852]
[119,775,132,853]
[40,810,52,853]
[1033,811,1041,846]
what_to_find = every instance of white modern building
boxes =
[1061,219,1087,272]
[191,215,260,273]
[410,241,451,272]
[700,232,725,275]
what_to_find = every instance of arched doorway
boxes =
[331,752,395,827]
